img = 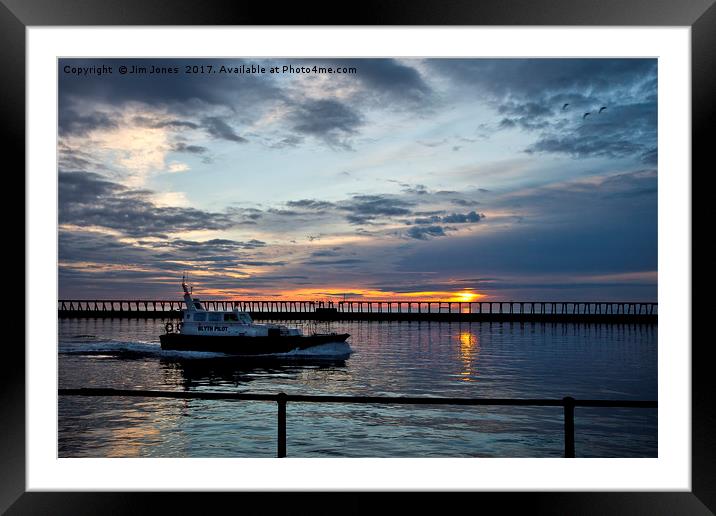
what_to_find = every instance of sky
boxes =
[58,58,657,301]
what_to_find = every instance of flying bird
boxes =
[599,106,607,113]
[583,112,591,119]
[562,103,569,110]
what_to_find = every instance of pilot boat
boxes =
[159,277,350,354]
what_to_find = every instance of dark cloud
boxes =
[412,211,482,225]
[58,151,107,172]
[266,135,304,149]
[237,260,287,267]
[143,238,266,251]
[286,199,336,210]
[406,225,447,240]
[267,208,300,216]
[525,102,657,161]
[59,229,156,266]
[58,58,433,153]
[171,142,209,154]
[58,229,306,297]
[401,184,429,195]
[59,171,236,237]
[310,249,342,257]
[289,99,362,149]
[336,58,431,105]
[428,58,657,164]
[59,109,119,136]
[442,211,483,223]
[338,194,413,225]
[133,116,200,130]
[59,58,284,112]
[430,58,656,99]
[202,116,248,143]
[59,169,123,202]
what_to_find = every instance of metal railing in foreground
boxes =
[58,388,657,458]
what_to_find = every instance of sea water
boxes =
[58,319,657,458]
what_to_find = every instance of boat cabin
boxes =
[184,309,253,324]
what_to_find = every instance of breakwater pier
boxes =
[58,300,657,324]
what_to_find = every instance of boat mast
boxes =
[182,272,198,311]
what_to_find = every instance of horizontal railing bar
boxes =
[58,300,659,304]
[57,388,656,408]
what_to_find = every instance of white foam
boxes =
[58,339,354,360]
[58,340,227,359]
[276,341,354,358]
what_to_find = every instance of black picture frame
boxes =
[6,0,712,513]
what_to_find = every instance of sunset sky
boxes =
[58,58,657,301]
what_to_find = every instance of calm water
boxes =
[58,319,657,458]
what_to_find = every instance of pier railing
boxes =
[58,299,657,316]
[58,388,657,458]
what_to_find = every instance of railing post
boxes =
[277,392,287,458]
[563,396,575,458]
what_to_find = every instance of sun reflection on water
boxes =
[456,330,480,382]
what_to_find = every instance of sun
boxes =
[452,290,481,303]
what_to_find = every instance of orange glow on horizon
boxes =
[188,285,486,302]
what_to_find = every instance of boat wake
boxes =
[59,339,354,360]
[59,340,226,359]
[261,341,353,359]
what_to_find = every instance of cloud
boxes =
[60,58,284,112]
[133,116,201,130]
[57,228,303,298]
[524,101,657,161]
[59,109,119,136]
[286,199,336,210]
[265,135,304,149]
[143,238,266,251]
[400,170,657,274]
[401,184,429,195]
[310,249,343,257]
[338,194,413,225]
[171,142,208,154]
[57,58,658,300]
[289,99,362,149]
[406,225,447,240]
[412,211,482,225]
[429,58,656,100]
[58,58,431,155]
[59,171,236,238]
[340,58,432,105]
[202,116,248,143]
[428,58,657,164]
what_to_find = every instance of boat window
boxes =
[208,312,222,322]
[185,314,191,320]
[193,312,206,321]
[224,313,239,321]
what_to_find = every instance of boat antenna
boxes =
[182,271,192,295]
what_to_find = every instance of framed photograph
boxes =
[9,0,713,513]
